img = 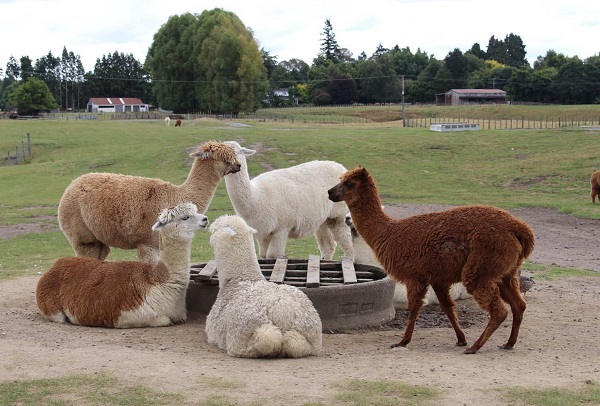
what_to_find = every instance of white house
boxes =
[87,98,148,113]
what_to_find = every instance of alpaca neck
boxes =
[349,184,389,247]
[223,156,258,217]
[180,158,222,211]
[215,241,265,288]
[157,235,193,280]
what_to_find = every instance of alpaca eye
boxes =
[344,181,354,188]
[182,216,189,220]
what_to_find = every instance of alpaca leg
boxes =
[256,234,271,259]
[498,274,527,350]
[430,284,467,346]
[464,283,508,354]
[315,223,336,260]
[265,231,288,259]
[391,281,428,348]
[72,240,110,260]
[328,218,354,259]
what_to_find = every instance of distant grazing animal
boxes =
[223,141,353,260]
[164,116,171,126]
[58,140,241,263]
[328,167,535,354]
[175,119,182,127]
[205,214,322,358]
[344,211,470,309]
[590,171,600,203]
[36,203,208,328]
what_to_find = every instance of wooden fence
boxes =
[404,116,600,129]
[4,133,31,165]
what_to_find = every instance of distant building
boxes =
[87,98,148,113]
[435,89,507,106]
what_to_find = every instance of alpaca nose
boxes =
[229,163,242,174]
[327,188,339,202]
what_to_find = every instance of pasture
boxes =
[1,111,599,278]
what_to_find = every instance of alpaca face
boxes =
[190,141,242,176]
[152,202,209,235]
[328,167,369,204]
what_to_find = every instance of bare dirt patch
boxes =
[1,205,599,405]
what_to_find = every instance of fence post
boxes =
[27,133,31,157]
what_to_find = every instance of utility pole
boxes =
[401,75,406,127]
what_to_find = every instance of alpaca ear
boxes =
[359,167,369,178]
[249,226,257,234]
[151,221,165,231]
[240,147,256,156]
[223,226,236,236]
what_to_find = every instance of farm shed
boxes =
[87,98,148,113]
[435,89,507,106]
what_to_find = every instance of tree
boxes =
[357,54,401,103]
[466,43,486,60]
[319,19,341,63]
[12,77,58,115]
[486,35,508,65]
[20,56,33,81]
[409,59,442,102]
[505,33,528,68]
[146,9,267,114]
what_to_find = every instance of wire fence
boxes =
[4,133,31,165]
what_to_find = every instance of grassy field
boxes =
[1,107,599,278]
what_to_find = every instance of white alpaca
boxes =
[345,211,470,309]
[164,116,171,126]
[205,215,322,358]
[223,141,353,260]
[58,140,240,263]
[36,203,208,328]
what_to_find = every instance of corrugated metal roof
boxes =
[450,89,506,94]
[88,98,145,105]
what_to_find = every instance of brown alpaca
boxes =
[590,171,600,203]
[58,141,240,263]
[175,119,182,127]
[328,167,535,354]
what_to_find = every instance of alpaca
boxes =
[164,116,171,126]
[175,119,182,127]
[58,140,240,263]
[223,141,353,260]
[344,211,470,309]
[205,214,322,358]
[329,167,535,354]
[36,203,208,328]
[590,171,600,203]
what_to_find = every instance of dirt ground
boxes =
[1,204,599,405]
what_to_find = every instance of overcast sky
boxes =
[1,0,598,74]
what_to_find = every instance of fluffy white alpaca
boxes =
[205,214,322,358]
[223,141,352,260]
[36,203,208,328]
[164,116,171,126]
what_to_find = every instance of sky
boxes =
[0,0,598,74]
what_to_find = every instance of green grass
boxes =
[498,380,600,406]
[1,111,600,279]
[0,372,184,405]
[334,379,439,406]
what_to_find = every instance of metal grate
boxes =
[190,254,383,288]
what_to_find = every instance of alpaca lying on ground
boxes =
[329,167,535,354]
[205,214,322,358]
[590,171,600,203]
[223,141,352,260]
[164,116,171,126]
[36,203,208,328]
[345,211,470,309]
[58,140,240,263]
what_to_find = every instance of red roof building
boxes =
[87,98,148,113]
[435,89,507,105]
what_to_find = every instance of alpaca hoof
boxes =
[390,343,406,349]
[456,340,468,347]
[464,347,478,354]
[499,343,514,350]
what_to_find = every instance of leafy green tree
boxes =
[33,51,61,107]
[12,77,58,115]
[357,53,401,103]
[551,57,588,104]
[409,59,441,102]
[466,43,486,59]
[389,46,432,77]
[533,50,567,70]
[486,35,509,65]
[5,56,20,80]
[147,9,267,113]
[505,33,528,67]
[20,56,33,81]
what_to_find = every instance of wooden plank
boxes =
[196,260,218,281]
[306,254,321,288]
[341,256,358,284]
[269,257,288,284]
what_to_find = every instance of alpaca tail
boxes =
[252,323,283,357]
[515,224,535,261]
[281,330,320,358]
